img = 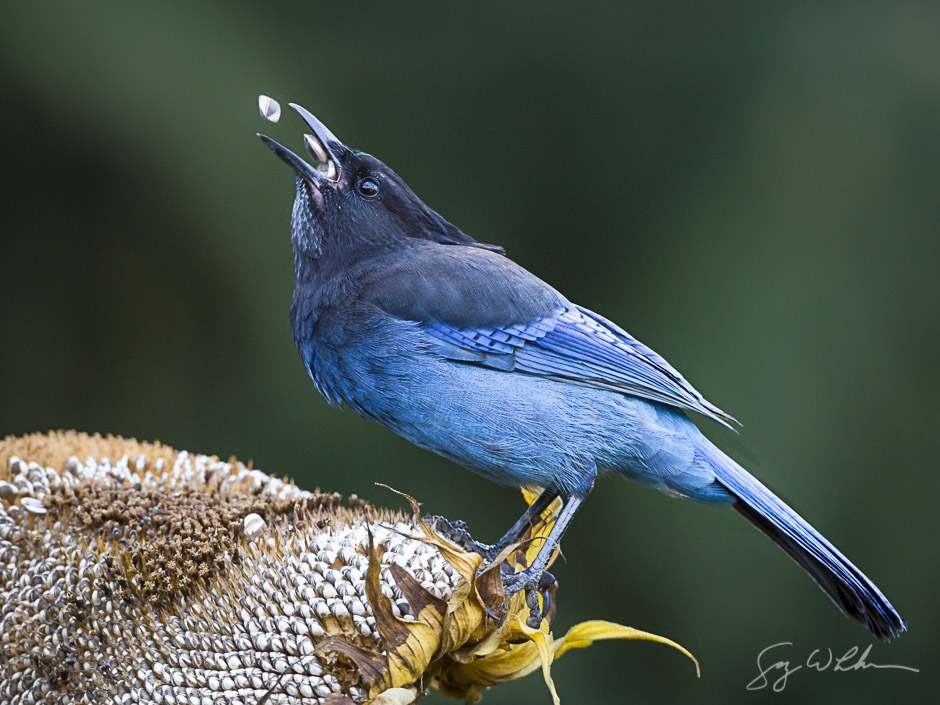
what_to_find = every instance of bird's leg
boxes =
[490,486,560,555]
[501,476,595,628]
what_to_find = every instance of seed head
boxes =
[0,431,697,704]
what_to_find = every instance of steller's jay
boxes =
[258,103,904,639]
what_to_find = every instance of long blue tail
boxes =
[701,441,906,640]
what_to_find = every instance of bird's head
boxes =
[259,103,500,269]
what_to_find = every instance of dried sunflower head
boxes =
[0,431,697,704]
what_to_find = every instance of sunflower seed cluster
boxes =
[0,433,464,705]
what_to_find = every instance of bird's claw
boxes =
[429,516,499,560]
[430,516,556,628]
[500,567,557,628]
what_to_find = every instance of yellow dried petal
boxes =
[507,613,560,704]
[553,619,700,677]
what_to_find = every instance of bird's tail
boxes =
[701,441,906,640]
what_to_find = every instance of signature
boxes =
[746,641,919,692]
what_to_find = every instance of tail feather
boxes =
[707,447,905,640]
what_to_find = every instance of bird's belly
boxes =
[324,339,700,494]
[372,364,608,492]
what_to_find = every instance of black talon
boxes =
[501,566,550,627]
[524,585,542,628]
[538,571,556,591]
[483,601,503,622]
[538,571,557,623]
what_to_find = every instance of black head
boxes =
[259,103,502,271]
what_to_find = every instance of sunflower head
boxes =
[0,431,697,704]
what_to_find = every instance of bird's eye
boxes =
[357,177,379,197]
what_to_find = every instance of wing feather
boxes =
[423,305,738,429]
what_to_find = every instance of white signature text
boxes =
[746,641,919,692]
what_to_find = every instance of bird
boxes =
[258,102,905,640]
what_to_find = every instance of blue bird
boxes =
[258,103,904,639]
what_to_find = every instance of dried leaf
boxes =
[389,562,446,617]
[365,530,411,649]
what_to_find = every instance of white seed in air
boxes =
[258,95,281,123]
[242,513,267,541]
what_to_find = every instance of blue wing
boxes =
[422,304,738,429]
[360,243,736,428]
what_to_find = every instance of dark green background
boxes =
[1,2,936,702]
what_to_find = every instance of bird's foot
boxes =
[500,566,557,628]
[429,516,556,627]
[427,516,499,560]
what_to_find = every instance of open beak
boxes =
[258,103,343,186]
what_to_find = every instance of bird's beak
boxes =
[258,103,343,186]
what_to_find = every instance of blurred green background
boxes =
[1,1,936,702]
